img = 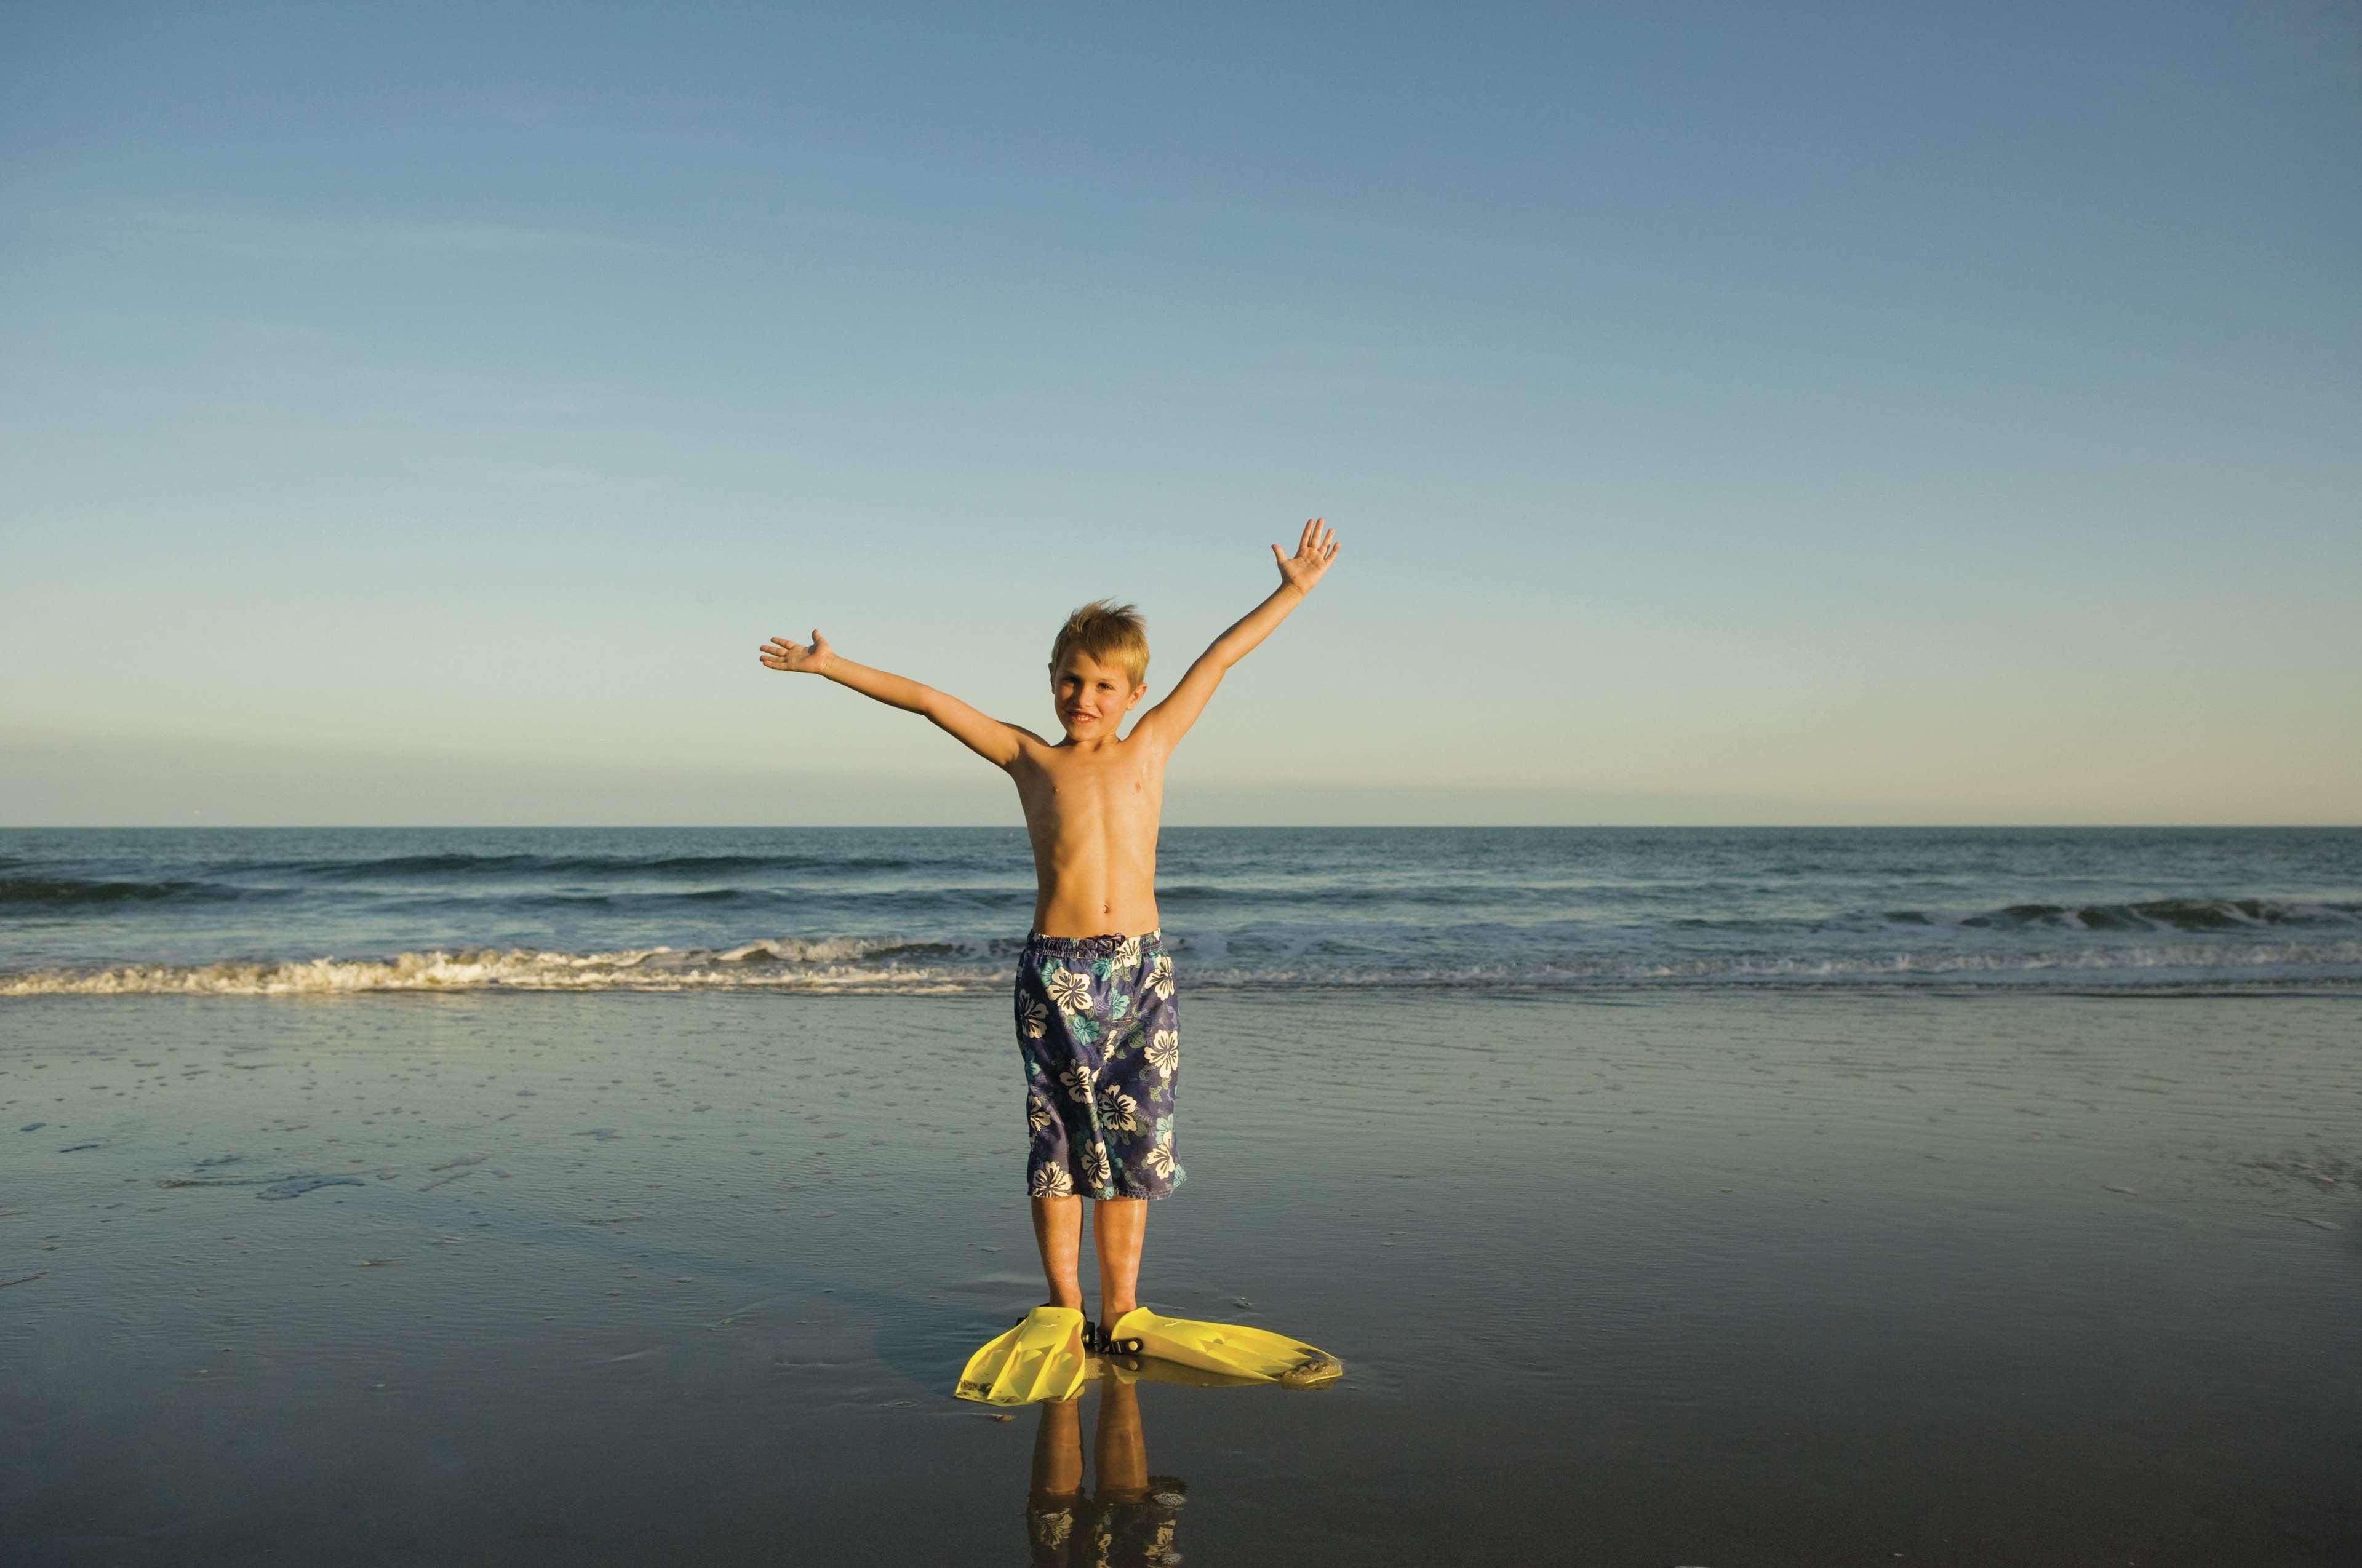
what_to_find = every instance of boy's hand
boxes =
[1272,517,1341,595]
[759,629,835,674]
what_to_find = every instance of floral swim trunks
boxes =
[1015,929,1184,1201]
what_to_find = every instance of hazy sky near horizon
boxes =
[3,1,2356,826]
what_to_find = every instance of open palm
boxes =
[1273,517,1341,594]
[759,629,834,674]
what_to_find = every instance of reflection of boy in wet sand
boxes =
[760,521,1341,1337]
[1027,1376,1185,1568]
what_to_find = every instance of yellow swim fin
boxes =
[1102,1307,1343,1389]
[954,1305,1088,1405]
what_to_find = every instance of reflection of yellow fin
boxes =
[1104,1308,1344,1388]
[955,1306,1088,1405]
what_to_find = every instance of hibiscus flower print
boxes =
[1030,1164,1074,1198]
[1146,1029,1179,1077]
[1114,935,1141,968]
[1146,953,1173,999]
[1031,1509,1073,1552]
[1018,995,1050,1040]
[1144,1132,1176,1180]
[1026,1096,1055,1133]
[1080,1142,1112,1191]
[1098,1087,1139,1133]
[1059,1064,1098,1105]
[1045,968,1093,1014]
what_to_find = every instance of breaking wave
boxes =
[0,941,992,996]
[7,936,2360,996]
[1950,897,2362,931]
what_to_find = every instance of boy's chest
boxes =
[1019,749,1167,818]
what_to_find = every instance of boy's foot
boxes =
[953,1305,1090,1406]
[1091,1311,1146,1356]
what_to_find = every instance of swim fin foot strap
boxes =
[1102,1307,1343,1388]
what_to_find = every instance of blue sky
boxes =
[3,1,2356,824]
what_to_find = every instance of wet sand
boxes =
[2,990,2356,1565]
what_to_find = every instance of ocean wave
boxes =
[1953,897,2362,932]
[0,945,986,996]
[485,885,1034,912]
[0,876,284,909]
[234,851,929,880]
[713,936,995,964]
[7,937,2358,996]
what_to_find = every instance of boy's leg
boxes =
[1091,1372,1149,1500]
[1031,1194,1086,1310]
[1027,1397,1084,1567]
[1091,1196,1147,1319]
[1031,1394,1085,1498]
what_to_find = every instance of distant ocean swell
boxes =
[3,852,924,882]
[9,936,2361,997]
[5,874,2360,932]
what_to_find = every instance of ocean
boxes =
[3,825,2357,995]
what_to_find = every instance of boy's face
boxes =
[1049,650,1147,740]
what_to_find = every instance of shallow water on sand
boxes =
[2,992,2356,1565]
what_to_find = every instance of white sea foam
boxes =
[5,938,2359,996]
[0,945,984,997]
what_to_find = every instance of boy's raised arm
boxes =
[1134,519,1341,751]
[759,629,1028,768]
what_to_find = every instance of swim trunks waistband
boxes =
[1023,929,1162,957]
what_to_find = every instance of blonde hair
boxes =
[1049,599,1149,688]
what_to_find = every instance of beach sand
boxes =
[3,990,2356,1565]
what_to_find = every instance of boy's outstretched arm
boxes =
[759,629,1029,768]
[1134,518,1341,750]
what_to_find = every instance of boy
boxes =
[757,519,1343,1399]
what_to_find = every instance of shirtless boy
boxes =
[757,520,1342,1394]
